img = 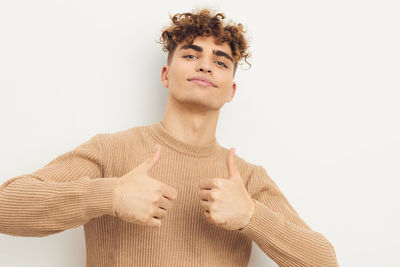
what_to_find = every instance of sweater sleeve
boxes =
[0,134,117,237]
[237,165,339,267]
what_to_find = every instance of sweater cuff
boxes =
[83,177,117,219]
[237,199,285,240]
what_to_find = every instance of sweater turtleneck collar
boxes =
[146,121,220,157]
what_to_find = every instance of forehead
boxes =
[177,35,232,56]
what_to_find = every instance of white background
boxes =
[1,0,399,266]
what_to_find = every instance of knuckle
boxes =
[210,191,217,200]
[137,214,148,223]
[211,214,223,224]
[210,213,218,221]
[144,215,153,223]
[155,194,163,202]
[212,180,220,188]
[156,185,165,194]
[210,206,217,214]
[171,192,177,200]
[164,202,171,210]
[216,179,224,187]
[168,200,173,208]
[150,193,161,204]
[145,209,155,219]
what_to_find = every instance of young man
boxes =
[0,8,338,267]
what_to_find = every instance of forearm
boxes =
[0,176,116,237]
[238,199,338,267]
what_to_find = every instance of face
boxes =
[161,35,237,112]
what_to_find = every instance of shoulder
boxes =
[93,124,150,151]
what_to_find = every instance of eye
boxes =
[183,55,196,59]
[216,61,228,68]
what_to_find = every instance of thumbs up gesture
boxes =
[112,144,178,228]
[198,148,255,231]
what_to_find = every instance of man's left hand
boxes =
[198,148,255,231]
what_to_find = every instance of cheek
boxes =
[217,73,233,88]
[169,64,188,86]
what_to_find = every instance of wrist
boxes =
[238,199,256,230]
[85,177,118,218]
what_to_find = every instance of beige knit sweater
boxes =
[0,121,338,266]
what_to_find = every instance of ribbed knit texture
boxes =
[0,121,338,267]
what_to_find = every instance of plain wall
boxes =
[1,0,399,266]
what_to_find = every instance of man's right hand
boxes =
[112,144,177,228]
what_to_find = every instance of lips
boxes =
[188,76,216,87]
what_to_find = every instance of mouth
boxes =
[187,77,216,87]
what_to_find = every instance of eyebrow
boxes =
[179,44,233,63]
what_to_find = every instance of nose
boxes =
[199,67,211,73]
[196,59,212,73]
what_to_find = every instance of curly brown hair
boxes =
[157,8,251,76]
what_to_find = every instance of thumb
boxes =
[140,144,162,172]
[227,147,240,180]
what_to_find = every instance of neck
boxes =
[162,96,220,147]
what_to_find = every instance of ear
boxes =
[161,66,169,88]
[226,81,237,102]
